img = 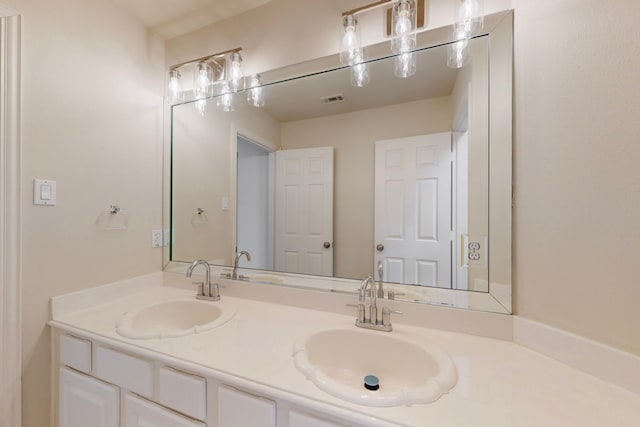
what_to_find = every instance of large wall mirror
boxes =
[164,11,512,314]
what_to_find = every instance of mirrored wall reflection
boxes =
[171,35,491,292]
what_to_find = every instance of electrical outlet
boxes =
[151,229,163,248]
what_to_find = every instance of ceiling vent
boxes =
[320,94,345,104]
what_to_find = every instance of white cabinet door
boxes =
[59,367,119,427]
[124,394,205,427]
[218,385,276,427]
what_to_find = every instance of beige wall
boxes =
[511,0,640,355]
[4,0,165,425]
[167,0,640,357]
[171,100,280,264]
[281,97,452,279]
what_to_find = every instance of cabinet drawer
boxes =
[59,334,92,373]
[124,393,205,427]
[94,346,153,398]
[157,367,206,421]
[218,385,275,427]
[290,410,347,427]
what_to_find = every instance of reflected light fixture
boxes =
[395,51,416,78]
[217,81,234,112]
[247,74,265,107]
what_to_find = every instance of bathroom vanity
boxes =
[50,272,640,427]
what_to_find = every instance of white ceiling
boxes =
[111,0,272,39]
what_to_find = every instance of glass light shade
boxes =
[394,51,416,78]
[216,82,234,112]
[391,0,416,54]
[340,15,362,65]
[247,74,265,107]
[228,52,244,92]
[193,61,213,99]
[351,62,370,87]
[447,39,471,68]
[167,69,183,105]
[455,0,484,38]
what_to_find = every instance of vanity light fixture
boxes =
[228,51,244,92]
[340,1,423,85]
[167,69,183,104]
[447,0,484,69]
[165,47,245,111]
[247,74,265,107]
[340,14,363,66]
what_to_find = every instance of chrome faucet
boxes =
[351,275,401,332]
[186,259,220,301]
[232,250,251,280]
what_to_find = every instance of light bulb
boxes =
[395,11,411,36]
[247,74,265,107]
[228,52,243,92]
[167,69,182,105]
[193,61,212,99]
[351,62,370,87]
[340,15,362,65]
[394,51,416,78]
[390,0,416,54]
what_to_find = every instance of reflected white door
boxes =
[275,147,333,276]
[375,133,452,288]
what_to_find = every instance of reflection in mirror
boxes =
[167,11,512,313]
[172,36,488,291]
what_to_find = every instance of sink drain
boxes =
[364,375,380,391]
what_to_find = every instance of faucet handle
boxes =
[192,281,204,296]
[220,272,231,279]
[381,307,403,327]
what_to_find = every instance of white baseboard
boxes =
[514,316,640,396]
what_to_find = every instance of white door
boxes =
[275,147,334,276]
[124,393,205,427]
[59,367,119,427]
[374,133,452,288]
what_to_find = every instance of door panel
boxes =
[275,147,334,276]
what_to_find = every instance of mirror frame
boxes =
[163,10,513,314]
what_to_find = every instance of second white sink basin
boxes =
[116,299,236,340]
[293,329,457,407]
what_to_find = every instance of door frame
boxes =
[0,6,22,427]
[230,124,277,264]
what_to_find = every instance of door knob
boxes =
[323,241,331,249]
[376,244,384,252]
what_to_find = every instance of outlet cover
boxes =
[151,229,163,248]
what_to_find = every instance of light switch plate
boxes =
[33,179,57,206]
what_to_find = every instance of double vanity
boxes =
[50,272,640,427]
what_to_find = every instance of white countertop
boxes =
[50,273,640,427]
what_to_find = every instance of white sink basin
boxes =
[293,329,457,407]
[116,299,236,340]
